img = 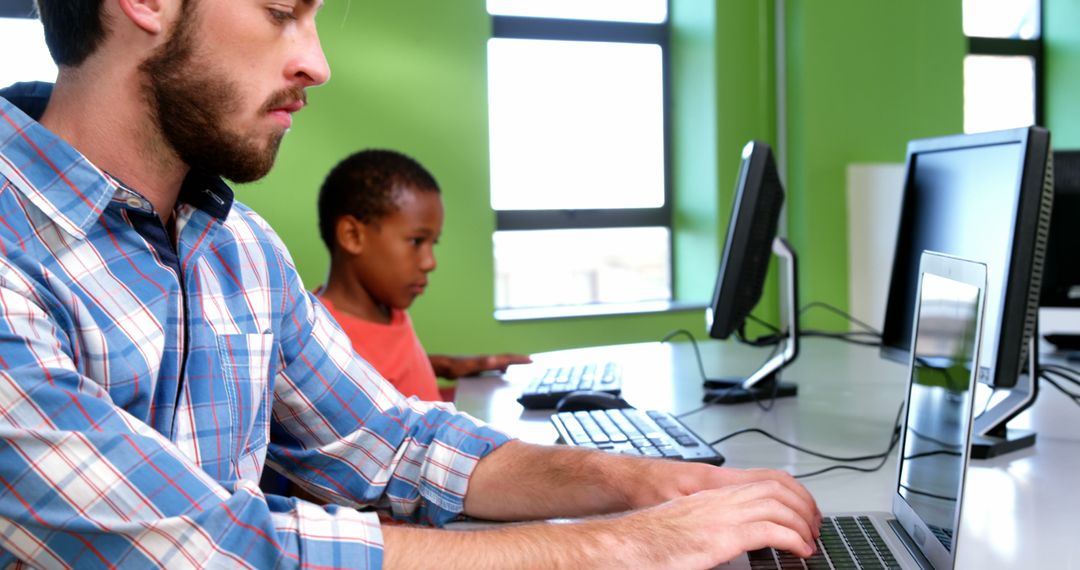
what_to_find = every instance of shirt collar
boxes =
[0,82,234,239]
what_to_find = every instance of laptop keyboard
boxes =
[516,362,622,409]
[748,515,901,569]
[550,408,725,465]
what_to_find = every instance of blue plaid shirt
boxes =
[0,83,511,569]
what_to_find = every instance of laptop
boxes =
[720,251,988,570]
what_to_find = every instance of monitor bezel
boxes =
[706,140,785,341]
[880,126,1051,389]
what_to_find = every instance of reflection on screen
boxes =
[898,273,981,552]
[889,142,1022,383]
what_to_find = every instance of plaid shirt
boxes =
[0,83,511,569]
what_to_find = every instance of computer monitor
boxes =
[1040,150,1080,308]
[703,140,800,404]
[880,126,1053,458]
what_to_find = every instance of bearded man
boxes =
[0,1,819,567]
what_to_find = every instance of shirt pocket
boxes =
[216,332,275,462]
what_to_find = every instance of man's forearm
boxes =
[382,510,680,570]
[462,440,675,521]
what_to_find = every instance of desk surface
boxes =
[455,339,1080,569]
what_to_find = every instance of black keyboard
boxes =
[550,408,725,465]
[516,362,622,409]
[748,515,901,569]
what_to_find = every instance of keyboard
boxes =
[550,408,725,465]
[748,515,901,569]
[516,362,623,409]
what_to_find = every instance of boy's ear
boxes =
[335,215,366,255]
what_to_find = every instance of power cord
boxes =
[799,301,882,337]
[706,402,905,479]
[661,328,785,412]
[1039,365,1080,409]
[736,301,884,348]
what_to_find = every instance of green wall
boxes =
[784,0,963,329]
[237,0,709,356]
[238,0,964,355]
[1046,0,1080,148]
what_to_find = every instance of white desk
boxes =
[455,339,1080,569]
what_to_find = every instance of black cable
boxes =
[661,328,785,412]
[746,313,781,335]
[660,328,710,384]
[1040,373,1080,409]
[903,449,962,461]
[898,484,957,503]
[1041,364,1080,388]
[800,330,882,348]
[907,426,963,450]
[1041,370,1080,396]
[799,301,882,337]
[735,316,783,347]
[707,402,904,478]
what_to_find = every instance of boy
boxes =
[316,149,531,401]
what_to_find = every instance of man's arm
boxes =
[0,271,381,568]
[378,441,819,569]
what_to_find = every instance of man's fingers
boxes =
[737,520,817,559]
[719,480,818,540]
[714,468,821,534]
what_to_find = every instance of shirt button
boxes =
[126,197,143,209]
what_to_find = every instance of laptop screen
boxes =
[897,271,982,553]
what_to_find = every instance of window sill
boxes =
[494,300,707,322]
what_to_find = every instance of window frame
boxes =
[488,12,675,307]
[965,4,1044,127]
[0,0,35,18]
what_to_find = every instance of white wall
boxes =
[846,163,905,332]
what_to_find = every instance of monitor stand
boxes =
[971,335,1038,459]
[703,236,800,404]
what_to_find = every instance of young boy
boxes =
[316,149,531,401]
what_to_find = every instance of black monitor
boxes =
[1040,150,1080,308]
[703,140,800,404]
[881,126,1053,458]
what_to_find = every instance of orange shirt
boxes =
[317,295,441,401]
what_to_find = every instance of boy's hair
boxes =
[318,149,441,252]
[34,0,195,67]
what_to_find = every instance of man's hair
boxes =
[318,149,441,252]
[34,0,109,66]
[35,0,194,67]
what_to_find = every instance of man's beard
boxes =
[139,5,303,183]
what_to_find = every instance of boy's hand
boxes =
[430,354,532,379]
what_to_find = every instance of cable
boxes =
[800,330,882,348]
[660,329,709,386]
[732,302,883,348]
[898,484,957,503]
[799,301,882,337]
[903,449,961,461]
[661,328,786,412]
[1039,371,1080,409]
[706,402,905,479]
[1041,364,1080,388]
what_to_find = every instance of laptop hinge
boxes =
[888,519,936,570]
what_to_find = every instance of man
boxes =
[0,0,820,567]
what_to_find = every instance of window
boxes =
[963,0,1042,133]
[0,16,57,87]
[487,0,671,316]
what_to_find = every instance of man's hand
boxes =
[452,441,820,567]
[384,445,818,569]
[429,353,532,379]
